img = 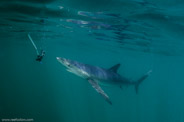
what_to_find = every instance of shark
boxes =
[56,57,152,105]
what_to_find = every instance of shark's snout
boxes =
[56,57,60,61]
[56,57,71,67]
[56,57,63,60]
[56,57,64,63]
[56,57,65,62]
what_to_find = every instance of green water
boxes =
[0,0,184,122]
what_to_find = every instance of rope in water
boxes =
[28,33,39,55]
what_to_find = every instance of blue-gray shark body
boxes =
[56,57,152,105]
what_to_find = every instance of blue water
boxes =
[0,0,184,122]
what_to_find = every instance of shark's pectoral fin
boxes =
[87,78,112,105]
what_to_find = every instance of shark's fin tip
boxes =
[109,63,120,73]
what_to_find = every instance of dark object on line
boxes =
[36,50,45,62]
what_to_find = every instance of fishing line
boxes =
[149,39,154,72]
[40,4,47,53]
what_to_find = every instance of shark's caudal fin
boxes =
[135,70,152,94]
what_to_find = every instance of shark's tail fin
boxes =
[135,70,152,94]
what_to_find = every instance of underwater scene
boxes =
[0,0,184,122]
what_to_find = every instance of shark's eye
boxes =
[67,64,71,67]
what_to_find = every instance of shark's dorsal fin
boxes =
[109,64,120,73]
